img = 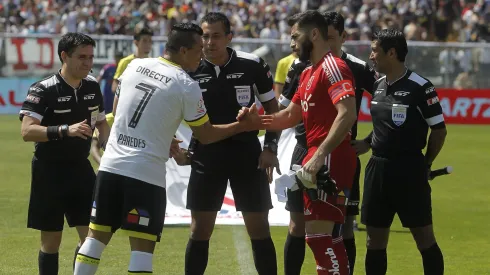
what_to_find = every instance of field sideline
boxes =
[1,115,489,274]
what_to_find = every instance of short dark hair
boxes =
[134,26,154,41]
[57,32,96,63]
[294,10,329,40]
[114,51,124,59]
[372,29,408,62]
[165,23,203,53]
[200,12,231,34]
[322,11,345,35]
[287,13,302,27]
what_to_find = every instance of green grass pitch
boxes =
[1,115,489,274]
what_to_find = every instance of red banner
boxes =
[358,89,490,124]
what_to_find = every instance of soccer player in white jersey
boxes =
[74,23,268,275]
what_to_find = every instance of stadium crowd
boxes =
[2,0,490,43]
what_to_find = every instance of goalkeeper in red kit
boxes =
[239,10,357,274]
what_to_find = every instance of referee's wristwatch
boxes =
[60,124,69,138]
[264,142,278,155]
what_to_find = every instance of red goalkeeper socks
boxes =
[306,234,349,274]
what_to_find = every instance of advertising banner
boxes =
[4,36,166,76]
[0,78,38,114]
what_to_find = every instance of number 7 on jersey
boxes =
[129,83,157,128]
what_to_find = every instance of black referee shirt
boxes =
[190,47,275,142]
[341,51,378,140]
[370,69,446,158]
[19,71,105,161]
[279,51,377,147]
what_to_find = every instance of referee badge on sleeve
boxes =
[89,106,99,128]
[235,85,251,107]
[392,105,408,126]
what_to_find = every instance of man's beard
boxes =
[298,39,313,63]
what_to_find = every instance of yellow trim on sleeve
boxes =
[185,114,209,127]
[120,229,158,241]
[89,222,112,233]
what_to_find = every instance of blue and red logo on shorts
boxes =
[127,209,150,226]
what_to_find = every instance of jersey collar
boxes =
[341,51,347,60]
[56,69,83,90]
[203,47,235,68]
[385,67,409,86]
[158,57,182,68]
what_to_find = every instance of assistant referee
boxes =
[19,33,110,275]
[353,29,447,275]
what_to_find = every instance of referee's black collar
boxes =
[341,51,347,60]
[56,69,83,90]
[385,67,409,86]
[203,47,235,68]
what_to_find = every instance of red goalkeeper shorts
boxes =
[302,140,356,223]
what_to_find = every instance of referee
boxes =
[353,29,447,275]
[185,12,280,275]
[19,33,110,275]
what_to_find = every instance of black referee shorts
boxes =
[27,156,96,231]
[89,171,166,242]
[361,153,432,228]
[346,157,361,216]
[285,143,308,213]
[186,139,272,212]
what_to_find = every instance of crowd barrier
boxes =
[1,33,489,89]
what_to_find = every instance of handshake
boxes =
[235,103,273,131]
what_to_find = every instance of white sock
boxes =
[128,251,153,274]
[74,237,106,275]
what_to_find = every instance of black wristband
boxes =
[47,126,60,141]
[60,124,69,138]
[264,131,278,144]
[188,136,199,153]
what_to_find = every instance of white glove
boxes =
[295,168,317,189]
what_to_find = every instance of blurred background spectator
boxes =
[2,0,488,43]
[1,0,489,88]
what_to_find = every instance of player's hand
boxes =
[350,140,371,156]
[302,153,325,185]
[172,148,191,166]
[238,103,273,131]
[68,119,92,140]
[169,137,183,157]
[258,149,282,183]
[236,106,249,121]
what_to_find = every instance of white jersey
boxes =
[99,57,209,188]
